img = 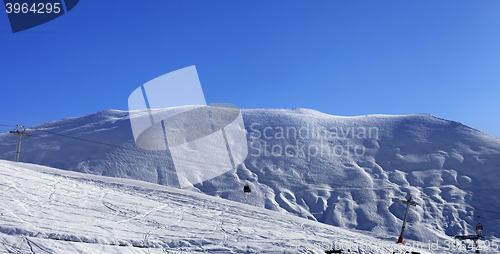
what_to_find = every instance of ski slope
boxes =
[1,108,500,246]
[0,159,457,253]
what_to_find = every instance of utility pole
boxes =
[9,125,31,162]
[397,193,416,244]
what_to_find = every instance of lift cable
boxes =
[3,126,496,221]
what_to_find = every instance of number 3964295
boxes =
[5,3,61,14]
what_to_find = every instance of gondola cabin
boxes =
[243,180,251,194]
[476,222,483,235]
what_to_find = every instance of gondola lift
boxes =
[476,216,483,235]
[243,179,251,194]
[455,216,486,254]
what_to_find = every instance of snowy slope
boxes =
[1,108,499,244]
[0,159,456,254]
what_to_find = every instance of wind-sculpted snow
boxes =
[0,160,455,253]
[1,108,499,244]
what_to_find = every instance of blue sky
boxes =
[1,0,499,137]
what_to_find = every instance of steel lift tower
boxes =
[397,193,417,244]
[9,125,31,162]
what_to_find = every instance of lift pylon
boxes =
[9,125,31,162]
[397,193,416,244]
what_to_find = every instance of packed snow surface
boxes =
[0,160,455,253]
[1,108,500,248]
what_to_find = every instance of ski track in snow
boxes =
[0,160,456,254]
[1,108,500,253]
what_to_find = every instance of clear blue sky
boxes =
[1,1,499,137]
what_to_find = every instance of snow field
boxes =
[0,160,454,253]
[1,108,500,251]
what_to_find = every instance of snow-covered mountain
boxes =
[1,108,499,245]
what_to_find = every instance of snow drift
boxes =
[1,108,499,244]
[1,159,450,253]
